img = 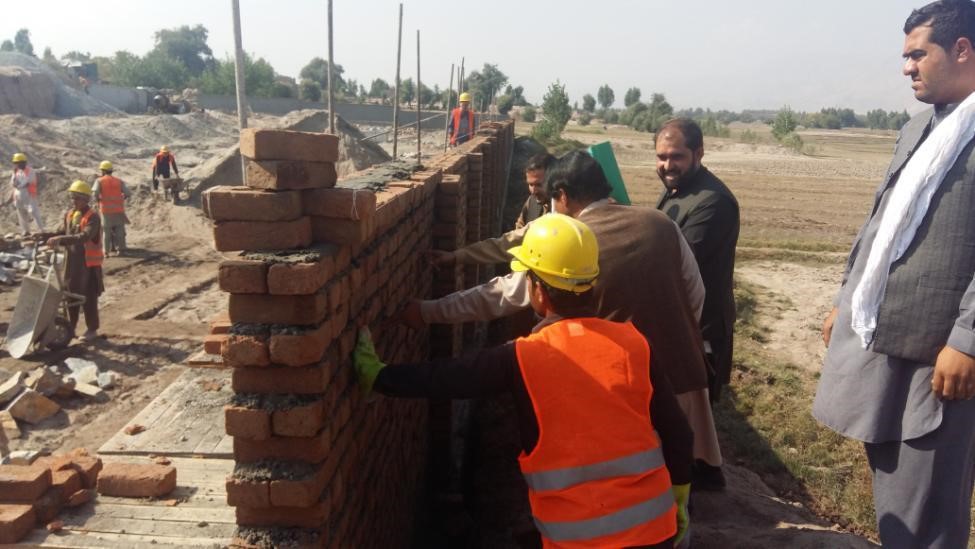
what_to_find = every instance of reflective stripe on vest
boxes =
[68,209,104,268]
[515,318,676,547]
[97,176,124,214]
[451,108,475,145]
[536,485,675,543]
[523,446,665,492]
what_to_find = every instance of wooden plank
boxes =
[75,503,233,523]
[20,528,230,548]
[51,515,235,538]
[213,434,233,455]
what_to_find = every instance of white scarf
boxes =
[851,91,975,347]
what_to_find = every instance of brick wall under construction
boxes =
[201,120,514,548]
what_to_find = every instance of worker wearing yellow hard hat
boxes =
[8,152,45,235]
[92,160,131,256]
[448,91,477,146]
[44,179,105,343]
[354,213,692,547]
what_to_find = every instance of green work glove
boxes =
[353,328,386,395]
[672,483,691,546]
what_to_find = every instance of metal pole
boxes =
[416,30,421,162]
[391,3,403,158]
[443,63,454,151]
[231,0,248,184]
[327,0,335,133]
[458,57,465,96]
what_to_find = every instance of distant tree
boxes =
[888,110,911,130]
[299,57,347,96]
[0,41,13,52]
[62,50,92,63]
[771,107,799,140]
[699,116,730,138]
[112,50,190,89]
[646,93,674,132]
[597,84,615,109]
[578,112,592,126]
[497,94,515,115]
[13,29,34,57]
[198,53,277,97]
[441,88,458,110]
[399,77,416,106]
[42,47,58,66]
[506,85,529,106]
[466,63,508,110]
[522,105,537,123]
[368,78,390,100]
[865,109,888,130]
[271,82,294,98]
[582,93,596,113]
[358,84,367,100]
[624,87,642,107]
[537,80,571,139]
[153,25,213,76]
[299,80,322,102]
[418,82,435,107]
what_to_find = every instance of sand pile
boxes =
[0,52,120,118]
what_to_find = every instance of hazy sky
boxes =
[2,0,931,113]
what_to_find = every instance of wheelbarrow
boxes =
[4,246,84,358]
[160,177,187,204]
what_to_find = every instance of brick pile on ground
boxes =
[0,448,101,543]
[205,122,515,548]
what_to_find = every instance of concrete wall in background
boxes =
[89,84,150,114]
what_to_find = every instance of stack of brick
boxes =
[0,449,102,543]
[205,128,444,548]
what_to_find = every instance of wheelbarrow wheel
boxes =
[42,317,73,351]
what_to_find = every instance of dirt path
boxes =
[736,260,844,372]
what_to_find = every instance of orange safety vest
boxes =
[450,108,476,145]
[515,318,676,548]
[96,175,125,214]
[153,152,175,171]
[67,209,104,268]
[15,167,37,197]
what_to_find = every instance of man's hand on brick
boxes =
[423,249,455,270]
[353,328,386,395]
[393,300,427,331]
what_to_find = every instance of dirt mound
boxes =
[279,110,391,176]
[0,52,120,117]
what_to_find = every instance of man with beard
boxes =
[655,119,740,408]
[814,1,975,546]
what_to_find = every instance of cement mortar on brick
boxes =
[233,526,323,549]
[232,460,319,482]
[229,393,321,413]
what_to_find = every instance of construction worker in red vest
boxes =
[9,152,45,235]
[92,160,130,256]
[44,181,104,342]
[354,214,693,548]
[448,92,477,146]
[151,145,179,192]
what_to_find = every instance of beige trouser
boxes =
[676,388,723,466]
[102,216,126,254]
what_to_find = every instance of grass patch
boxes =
[716,280,877,537]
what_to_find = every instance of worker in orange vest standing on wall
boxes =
[92,161,130,257]
[354,214,693,548]
[9,152,45,235]
[448,92,477,146]
[44,181,104,342]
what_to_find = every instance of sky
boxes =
[2,0,931,113]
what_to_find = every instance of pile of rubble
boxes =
[0,358,116,440]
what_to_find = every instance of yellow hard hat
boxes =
[459,92,471,103]
[508,213,599,293]
[160,145,169,153]
[68,180,92,196]
[12,153,26,163]
[99,160,113,172]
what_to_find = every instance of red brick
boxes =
[204,186,303,222]
[0,504,35,544]
[221,334,270,368]
[233,426,331,463]
[0,465,51,502]
[209,318,231,335]
[235,497,330,528]
[35,453,102,490]
[232,363,333,395]
[225,477,270,508]
[66,488,95,507]
[240,129,339,163]
[225,405,271,440]
[246,160,337,191]
[272,399,325,437]
[301,187,376,219]
[97,463,176,498]
[327,276,350,313]
[229,291,327,325]
[267,257,333,295]
[219,259,268,294]
[268,321,331,367]
[268,465,329,508]
[204,334,227,355]
[212,217,312,252]
[310,216,376,246]
[51,470,81,504]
